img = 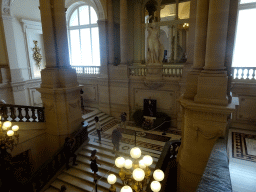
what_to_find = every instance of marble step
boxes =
[71,162,123,186]
[87,117,115,133]
[86,142,158,167]
[57,173,95,191]
[44,187,60,192]
[61,169,121,192]
[76,154,119,173]
[86,112,106,123]
[50,178,86,192]
[78,148,156,170]
[82,109,101,120]
[65,166,123,191]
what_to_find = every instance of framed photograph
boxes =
[143,99,157,117]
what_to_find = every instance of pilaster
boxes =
[120,0,128,64]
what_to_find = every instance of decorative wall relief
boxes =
[32,40,43,69]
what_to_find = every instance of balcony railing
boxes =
[163,65,183,77]
[232,67,256,80]
[0,104,45,122]
[129,64,183,78]
[72,66,100,75]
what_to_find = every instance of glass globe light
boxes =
[151,181,161,192]
[107,174,117,185]
[132,168,145,181]
[3,121,12,130]
[143,155,153,166]
[153,169,165,181]
[120,186,132,192]
[115,157,125,168]
[12,125,19,132]
[130,147,141,159]
[124,159,133,169]
[7,130,14,136]
[139,159,146,169]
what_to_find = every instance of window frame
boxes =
[67,4,100,67]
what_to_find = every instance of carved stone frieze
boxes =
[144,80,164,89]
[3,0,10,6]
[3,7,10,15]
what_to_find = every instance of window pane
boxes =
[81,28,92,66]
[70,9,79,26]
[240,0,256,4]
[232,9,256,67]
[79,6,89,25]
[70,30,81,65]
[91,27,100,66]
[90,6,98,24]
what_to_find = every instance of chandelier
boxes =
[0,116,19,151]
[107,147,164,192]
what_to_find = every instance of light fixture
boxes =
[108,146,165,192]
[0,116,20,151]
[183,23,189,30]
[150,181,161,192]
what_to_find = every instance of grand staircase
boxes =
[44,109,159,192]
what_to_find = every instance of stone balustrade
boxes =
[232,67,256,80]
[129,65,147,76]
[129,64,183,78]
[163,65,183,77]
[72,66,100,75]
[0,104,45,122]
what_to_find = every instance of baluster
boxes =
[25,107,30,122]
[253,69,256,80]
[10,106,16,122]
[2,106,8,121]
[180,68,183,77]
[31,108,37,122]
[240,68,244,79]
[235,68,238,79]
[18,107,23,122]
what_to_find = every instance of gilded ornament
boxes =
[32,40,43,69]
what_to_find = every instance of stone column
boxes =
[183,0,208,100]
[107,0,114,64]
[38,0,82,156]
[194,0,230,105]
[52,0,70,67]
[174,26,178,63]
[186,0,197,64]
[168,25,173,63]
[98,20,108,77]
[133,0,142,64]
[38,0,57,68]
[120,0,128,64]
[193,0,209,70]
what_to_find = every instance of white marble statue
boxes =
[146,16,164,64]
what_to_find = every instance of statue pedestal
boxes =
[146,63,163,81]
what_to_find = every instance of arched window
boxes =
[68,5,100,66]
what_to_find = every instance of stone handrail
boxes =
[23,122,88,191]
[196,138,232,192]
[72,66,100,75]
[146,140,181,192]
[129,64,183,77]
[232,67,256,80]
[0,104,45,122]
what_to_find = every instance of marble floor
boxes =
[228,128,256,192]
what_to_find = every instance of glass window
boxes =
[232,2,256,67]
[68,5,100,66]
[240,0,256,4]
